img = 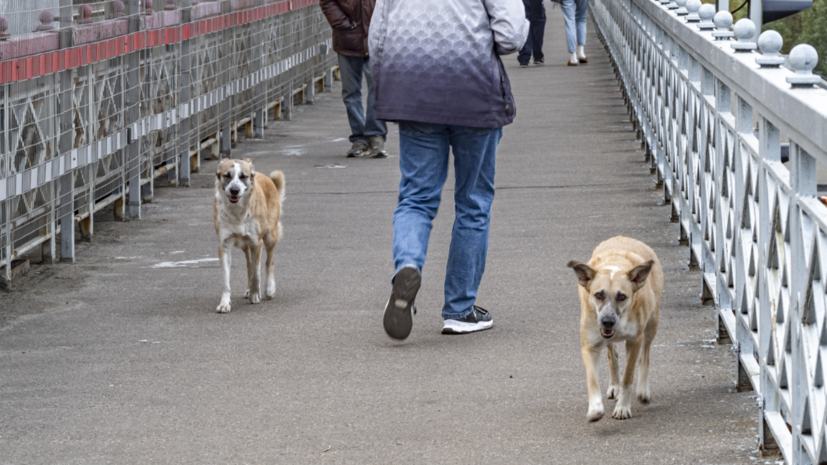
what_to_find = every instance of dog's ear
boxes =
[242,157,252,164]
[567,261,596,288]
[216,166,222,180]
[628,260,655,291]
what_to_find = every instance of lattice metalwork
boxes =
[1,0,336,282]
[592,0,827,462]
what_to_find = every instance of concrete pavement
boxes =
[1,9,780,464]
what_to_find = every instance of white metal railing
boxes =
[591,0,827,462]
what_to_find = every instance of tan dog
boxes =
[567,236,663,421]
[214,158,284,313]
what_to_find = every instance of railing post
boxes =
[179,0,193,186]
[789,145,816,464]
[219,0,233,159]
[758,116,781,455]
[126,0,143,219]
[253,0,264,140]
[57,0,75,262]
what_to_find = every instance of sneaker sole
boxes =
[383,267,420,340]
[441,319,493,334]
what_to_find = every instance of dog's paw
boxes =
[637,387,652,404]
[244,289,250,299]
[612,405,633,420]
[266,282,276,299]
[587,406,604,422]
[249,292,261,304]
[606,385,620,400]
[216,302,232,313]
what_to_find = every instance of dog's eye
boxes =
[617,293,627,302]
[224,173,232,178]
[594,292,605,300]
[239,174,248,179]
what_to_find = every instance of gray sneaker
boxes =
[369,136,388,158]
[346,141,369,158]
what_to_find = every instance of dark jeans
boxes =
[518,0,546,64]
[338,54,387,143]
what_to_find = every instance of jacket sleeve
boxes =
[320,0,353,29]
[368,0,389,57]
[484,0,529,55]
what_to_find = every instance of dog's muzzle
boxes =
[600,316,616,338]
[228,187,241,203]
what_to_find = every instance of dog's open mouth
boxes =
[229,196,240,203]
[600,329,615,338]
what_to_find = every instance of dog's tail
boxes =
[269,170,285,205]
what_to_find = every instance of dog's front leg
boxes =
[581,345,604,422]
[606,343,621,400]
[243,247,252,299]
[216,245,233,313]
[612,338,643,420]
[247,242,262,304]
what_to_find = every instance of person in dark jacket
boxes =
[518,0,547,67]
[370,0,528,339]
[320,0,388,158]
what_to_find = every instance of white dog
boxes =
[214,158,284,313]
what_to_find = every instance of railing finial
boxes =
[756,30,785,68]
[35,10,57,31]
[0,17,9,41]
[685,0,702,22]
[77,5,93,24]
[732,19,758,52]
[675,0,689,16]
[113,0,125,18]
[712,11,734,40]
[697,4,715,30]
[787,44,821,88]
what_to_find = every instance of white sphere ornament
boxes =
[712,11,734,40]
[697,4,716,30]
[756,30,784,67]
[786,44,820,87]
[686,0,702,22]
[732,18,757,51]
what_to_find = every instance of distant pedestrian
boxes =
[518,0,546,67]
[320,0,388,158]
[561,0,589,65]
[369,0,528,339]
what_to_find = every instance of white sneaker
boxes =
[442,306,493,334]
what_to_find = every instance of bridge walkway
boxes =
[0,8,776,463]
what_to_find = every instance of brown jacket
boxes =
[320,0,375,57]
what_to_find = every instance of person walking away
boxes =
[320,0,388,158]
[369,0,529,339]
[561,0,589,65]
[518,0,546,67]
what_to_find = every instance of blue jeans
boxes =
[518,0,546,64]
[561,0,589,53]
[392,122,502,320]
[338,54,387,143]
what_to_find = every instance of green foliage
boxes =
[763,0,826,76]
